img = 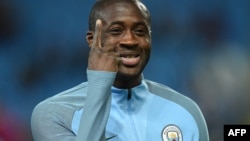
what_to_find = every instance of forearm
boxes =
[75,69,116,141]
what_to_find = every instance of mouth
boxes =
[119,53,140,66]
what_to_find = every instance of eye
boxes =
[108,28,122,35]
[134,28,148,36]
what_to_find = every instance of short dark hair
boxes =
[88,0,151,31]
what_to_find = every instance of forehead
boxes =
[100,2,148,24]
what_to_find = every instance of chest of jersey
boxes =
[105,89,199,141]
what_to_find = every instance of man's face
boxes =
[100,2,151,79]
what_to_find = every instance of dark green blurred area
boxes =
[0,0,249,140]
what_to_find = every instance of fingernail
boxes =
[96,19,101,26]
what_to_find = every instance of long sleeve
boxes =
[31,70,116,141]
[75,70,116,141]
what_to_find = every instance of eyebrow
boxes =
[108,21,124,27]
[108,21,149,28]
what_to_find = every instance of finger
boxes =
[103,52,121,71]
[109,51,121,68]
[92,19,102,48]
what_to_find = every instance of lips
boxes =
[120,53,140,66]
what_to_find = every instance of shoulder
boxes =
[31,83,89,140]
[38,82,88,107]
[31,82,88,130]
[144,79,203,116]
[144,79,209,140]
[145,79,198,109]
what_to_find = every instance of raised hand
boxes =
[87,19,120,72]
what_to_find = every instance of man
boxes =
[31,0,209,141]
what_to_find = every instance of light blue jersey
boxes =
[72,81,205,141]
[31,70,209,141]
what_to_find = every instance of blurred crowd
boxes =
[0,0,249,140]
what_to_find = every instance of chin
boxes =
[117,69,141,80]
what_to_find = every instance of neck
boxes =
[113,74,142,89]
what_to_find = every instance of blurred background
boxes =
[0,0,249,140]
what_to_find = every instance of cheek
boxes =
[102,35,119,47]
[141,39,151,54]
[141,40,151,63]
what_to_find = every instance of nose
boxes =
[119,31,139,47]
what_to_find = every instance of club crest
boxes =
[162,124,182,141]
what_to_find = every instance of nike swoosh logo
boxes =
[106,135,117,140]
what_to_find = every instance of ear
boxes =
[86,31,94,47]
